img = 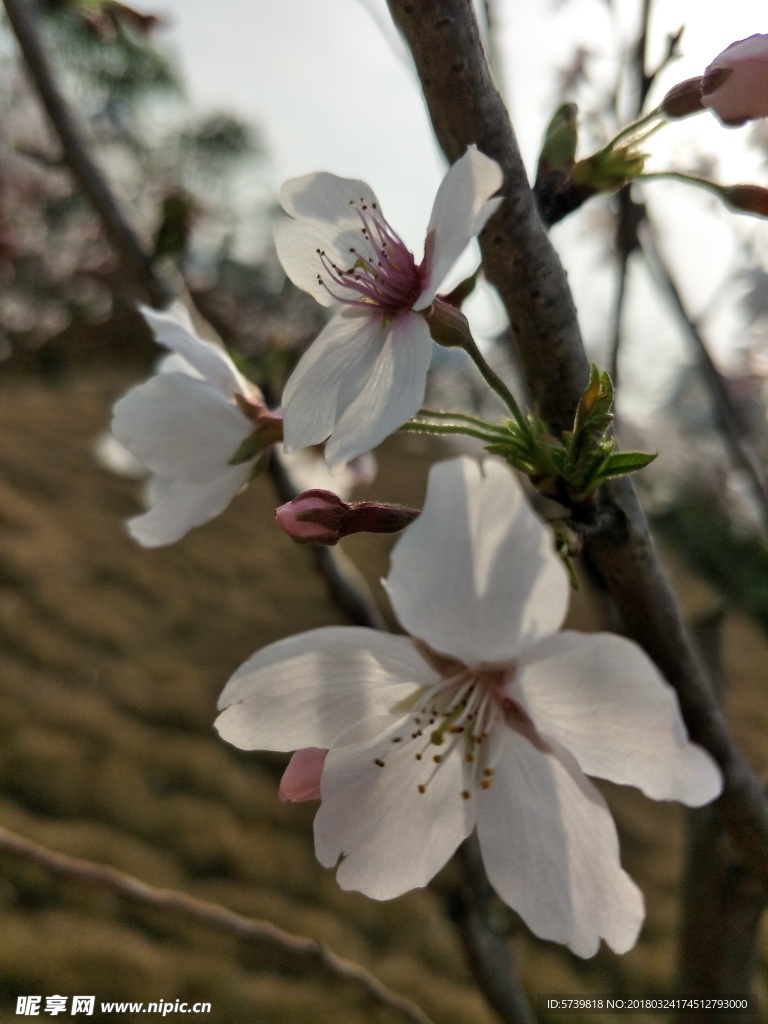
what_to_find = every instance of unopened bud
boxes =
[422,297,474,348]
[722,184,768,218]
[275,489,419,545]
[535,102,579,193]
[660,76,706,119]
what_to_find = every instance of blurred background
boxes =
[0,1,767,1021]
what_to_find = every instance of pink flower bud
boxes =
[702,34,768,127]
[275,490,420,546]
[660,76,706,120]
[275,489,346,545]
[279,748,327,802]
[722,184,768,218]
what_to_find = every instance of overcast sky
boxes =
[149,0,768,409]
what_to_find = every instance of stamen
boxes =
[313,198,424,311]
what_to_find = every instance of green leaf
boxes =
[597,450,658,479]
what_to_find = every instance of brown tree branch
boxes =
[0,826,435,1024]
[385,0,768,889]
[676,611,765,1021]
[3,0,171,308]
[452,836,537,1024]
[386,0,589,436]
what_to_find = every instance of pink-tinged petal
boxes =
[314,727,475,899]
[140,304,250,396]
[385,458,569,666]
[216,629,434,752]
[415,146,503,309]
[127,467,249,547]
[279,748,327,802]
[112,373,251,483]
[513,632,723,806]
[282,309,433,470]
[702,35,768,126]
[477,731,644,957]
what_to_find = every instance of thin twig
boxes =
[385,0,768,889]
[0,826,435,1024]
[609,0,654,390]
[639,220,768,534]
[3,0,171,308]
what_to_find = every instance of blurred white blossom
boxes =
[112,304,280,546]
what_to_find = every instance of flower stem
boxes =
[400,421,506,445]
[637,169,724,198]
[593,105,665,158]
[417,408,511,436]
[460,335,532,435]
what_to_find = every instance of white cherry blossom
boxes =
[112,304,279,547]
[215,457,722,957]
[274,147,503,470]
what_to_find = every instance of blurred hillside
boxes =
[0,347,766,1023]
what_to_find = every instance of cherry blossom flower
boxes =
[274,147,503,470]
[112,304,281,547]
[702,34,768,126]
[216,457,721,956]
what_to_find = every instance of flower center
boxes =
[374,651,532,800]
[315,198,424,312]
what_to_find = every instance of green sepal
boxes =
[228,434,264,465]
[572,144,647,194]
[248,449,271,481]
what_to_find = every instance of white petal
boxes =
[514,632,723,806]
[324,312,433,470]
[275,172,383,306]
[477,730,644,957]
[274,217,367,308]
[127,467,249,547]
[414,146,503,309]
[216,629,434,751]
[282,310,432,469]
[112,373,251,482]
[314,726,475,899]
[385,457,569,665]
[140,304,249,396]
[279,171,381,224]
[156,351,200,379]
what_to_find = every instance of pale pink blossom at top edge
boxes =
[702,34,768,126]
